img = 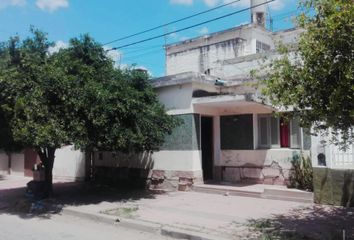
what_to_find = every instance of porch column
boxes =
[253,113,258,150]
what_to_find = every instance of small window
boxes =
[290,118,301,149]
[256,40,271,53]
[98,152,103,161]
[270,117,280,147]
[258,116,270,148]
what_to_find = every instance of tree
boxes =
[261,0,354,146]
[0,28,178,197]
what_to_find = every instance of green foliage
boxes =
[0,29,177,153]
[289,154,313,191]
[261,0,354,147]
[0,28,178,192]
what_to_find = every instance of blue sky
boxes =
[0,0,299,77]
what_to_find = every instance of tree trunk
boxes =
[36,147,56,198]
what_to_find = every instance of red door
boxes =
[280,118,290,148]
[24,149,40,177]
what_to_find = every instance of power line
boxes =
[102,0,242,46]
[107,0,275,51]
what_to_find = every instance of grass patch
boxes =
[101,206,139,219]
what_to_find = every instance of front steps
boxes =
[193,183,313,203]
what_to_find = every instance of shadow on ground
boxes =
[0,181,156,219]
[244,205,354,240]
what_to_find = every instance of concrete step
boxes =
[192,184,313,203]
[192,185,262,199]
[262,188,314,203]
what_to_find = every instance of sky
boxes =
[0,0,300,77]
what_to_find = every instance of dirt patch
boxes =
[235,205,354,240]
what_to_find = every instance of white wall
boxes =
[156,83,193,114]
[0,152,9,174]
[153,150,202,171]
[11,153,25,176]
[166,26,255,76]
[311,134,354,169]
[219,149,303,169]
[53,146,85,181]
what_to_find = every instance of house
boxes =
[94,0,353,206]
[95,0,311,189]
[0,147,86,181]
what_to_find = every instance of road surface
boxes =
[0,213,171,240]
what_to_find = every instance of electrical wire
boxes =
[102,0,242,46]
[107,0,275,51]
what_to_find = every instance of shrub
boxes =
[289,154,313,191]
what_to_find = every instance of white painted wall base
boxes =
[152,150,202,172]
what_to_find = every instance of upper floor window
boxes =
[256,40,271,53]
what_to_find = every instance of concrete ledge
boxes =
[119,218,161,234]
[193,184,313,203]
[62,206,232,240]
[161,226,230,240]
[63,207,118,225]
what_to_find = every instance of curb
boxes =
[161,226,230,240]
[62,207,232,240]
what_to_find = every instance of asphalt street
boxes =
[0,213,171,240]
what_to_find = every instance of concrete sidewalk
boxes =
[62,191,310,239]
[1,176,352,239]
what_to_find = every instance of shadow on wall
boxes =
[94,151,154,188]
[341,171,354,207]
[314,168,354,207]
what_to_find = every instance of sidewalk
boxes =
[62,191,310,239]
[1,176,353,239]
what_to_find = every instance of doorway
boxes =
[201,116,213,181]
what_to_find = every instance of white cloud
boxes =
[179,36,189,41]
[223,0,285,11]
[105,48,122,63]
[48,40,68,54]
[203,0,219,7]
[168,32,179,39]
[103,46,123,68]
[170,0,193,5]
[198,26,209,35]
[0,0,26,10]
[36,0,69,12]
[222,0,249,8]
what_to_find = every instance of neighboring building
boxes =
[0,146,86,181]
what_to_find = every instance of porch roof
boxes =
[192,94,275,113]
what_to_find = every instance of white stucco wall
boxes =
[156,83,193,114]
[0,152,8,174]
[166,26,256,76]
[52,146,85,181]
[311,134,354,169]
[153,150,202,172]
[10,153,25,176]
[219,149,303,169]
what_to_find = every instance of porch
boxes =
[193,94,310,185]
